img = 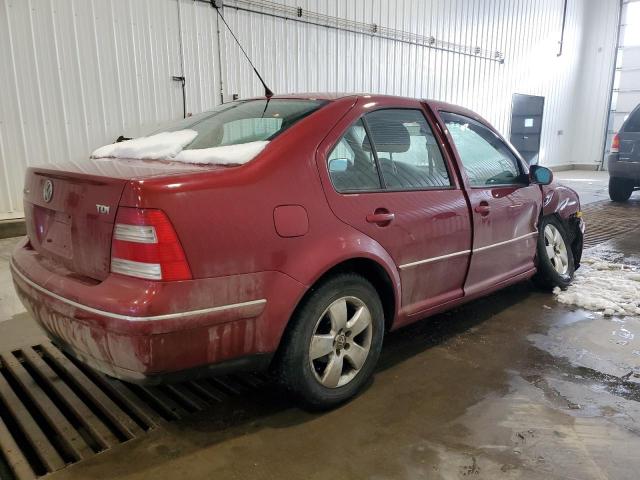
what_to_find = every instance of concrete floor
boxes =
[0,236,26,322]
[2,171,640,479]
[552,170,610,205]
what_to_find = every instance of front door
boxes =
[439,111,541,297]
[317,99,472,320]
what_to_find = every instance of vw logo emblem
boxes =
[42,179,53,203]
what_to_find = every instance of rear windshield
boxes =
[624,106,640,133]
[153,99,327,149]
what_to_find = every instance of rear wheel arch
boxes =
[282,257,398,347]
[312,258,397,332]
[274,272,385,408]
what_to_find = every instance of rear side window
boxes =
[328,119,382,192]
[441,112,524,187]
[365,109,451,189]
[154,99,326,149]
[624,107,640,133]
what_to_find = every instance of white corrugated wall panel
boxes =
[617,45,640,113]
[569,0,620,166]
[219,0,618,169]
[223,0,619,171]
[0,0,223,219]
[0,0,621,218]
[178,0,221,114]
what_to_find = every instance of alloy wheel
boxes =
[308,296,373,388]
[544,224,569,275]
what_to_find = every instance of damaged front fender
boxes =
[541,182,584,268]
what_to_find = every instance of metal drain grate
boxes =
[582,199,640,248]
[0,341,266,479]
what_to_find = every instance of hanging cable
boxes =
[210,1,274,98]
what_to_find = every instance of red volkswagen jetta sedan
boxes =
[11,94,583,408]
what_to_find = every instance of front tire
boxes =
[609,177,634,202]
[276,274,384,410]
[533,216,575,290]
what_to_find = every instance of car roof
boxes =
[246,92,440,102]
[245,93,470,113]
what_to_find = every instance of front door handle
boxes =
[474,201,491,216]
[366,209,395,226]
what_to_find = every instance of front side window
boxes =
[154,99,326,149]
[441,112,524,187]
[364,109,451,189]
[328,119,382,192]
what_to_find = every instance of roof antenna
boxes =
[211,1,274,98]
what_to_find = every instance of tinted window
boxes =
[441,112,523,186]
[153,99,326,149]
[624,107,640,133]
[328,119,382,192]
[364,109,451,189]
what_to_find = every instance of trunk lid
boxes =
[23,158,218,281]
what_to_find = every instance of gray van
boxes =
[609,104,640,201]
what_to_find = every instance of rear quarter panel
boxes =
[118,97,358,281]
[114,96,408,346]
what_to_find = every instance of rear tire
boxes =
[533,216,575,290]
[276,274,384,410]
[609,177,634,202]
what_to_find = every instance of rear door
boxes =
[316,98,472,320]
[437,111,541,296]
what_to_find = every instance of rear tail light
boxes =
[611,133,620,153]
[111,208,192,281]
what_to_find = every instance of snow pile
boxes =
[91,130,198,160]
[174,141,269,165]
[91,130,268,165]
[554,256,640,316]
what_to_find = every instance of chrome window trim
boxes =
[10,260,266,322]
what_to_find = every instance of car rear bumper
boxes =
[11,238,305,383]
[608,154,640,183]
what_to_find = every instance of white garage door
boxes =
[606,0,640,163]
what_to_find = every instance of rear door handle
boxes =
[366,210,395,226]
[474,202,491,216]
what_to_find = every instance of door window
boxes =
[365,109,451,189]
[441,112,524,187]
[327,119,382,192]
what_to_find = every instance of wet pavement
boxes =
[553,171,610,205]
[38,231,640,479]
[1,176,640,479]
[0,237,25,323]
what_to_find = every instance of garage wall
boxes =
[221,0,619,169]
[0,0,620,219]
[569,0,621,167]
[607,0,640,156]
[0,0,220,219]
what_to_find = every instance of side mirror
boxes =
[328,158,349,173]
[529,165,553,185]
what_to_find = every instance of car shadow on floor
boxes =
[66,282,541,478]
[186,282,535,425]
